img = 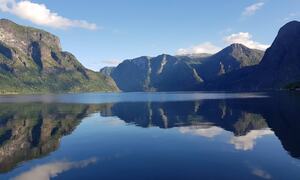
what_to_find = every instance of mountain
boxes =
[109,54,203,91]
[203,21,300,91]
[192,43,264,81]
[104,44,263,92]
[0,19,118,94]
[258,21,300,89]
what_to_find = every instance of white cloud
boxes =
[12,158,97,180]
[179,125,224,138]
[224,32,270,50]
[229,129,273,151]
[177,31,269,56]
[242,2,264,16]
[0,0,97,30]
[102,59,122,66]
[176,42,221,55]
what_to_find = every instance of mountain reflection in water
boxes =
[0,92,299,179]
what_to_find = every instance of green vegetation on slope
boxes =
[0,19,118,94]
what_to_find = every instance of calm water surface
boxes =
[0,92,300,180]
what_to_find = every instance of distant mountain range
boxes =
[102,43,265,91]
[101,21,300,92]
[0,19,118,94]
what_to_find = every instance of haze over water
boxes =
[0,92,300,180]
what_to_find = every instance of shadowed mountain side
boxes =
[203,21,300,91]
[101,44,264,92]
[109,55,202,91]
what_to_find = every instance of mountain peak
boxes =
[156,54,173,58]
[257,20,300,89]
[281,20,300,29]
[229,43,247,48]
[218,43,263,58]
[277,20,300,40]
[260,20,300,67]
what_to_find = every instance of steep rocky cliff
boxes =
[0,19,118,94]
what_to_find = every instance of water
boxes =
[0,92,299,180]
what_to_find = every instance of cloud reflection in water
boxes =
[12,158,97,180]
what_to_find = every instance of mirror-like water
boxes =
[0,92,299,179]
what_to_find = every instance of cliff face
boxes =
[0,19,118,94]
[258,21,300,89]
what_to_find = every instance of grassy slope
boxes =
[0,70,118,94]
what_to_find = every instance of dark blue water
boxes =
[0,92,300,180]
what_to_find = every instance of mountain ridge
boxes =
[102,43,264,91]
[102,21,300,92]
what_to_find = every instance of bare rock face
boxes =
[0,19,118,94]
[0,19,62,70]
[0,19,61,52]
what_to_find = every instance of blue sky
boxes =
[0,0,299,70]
